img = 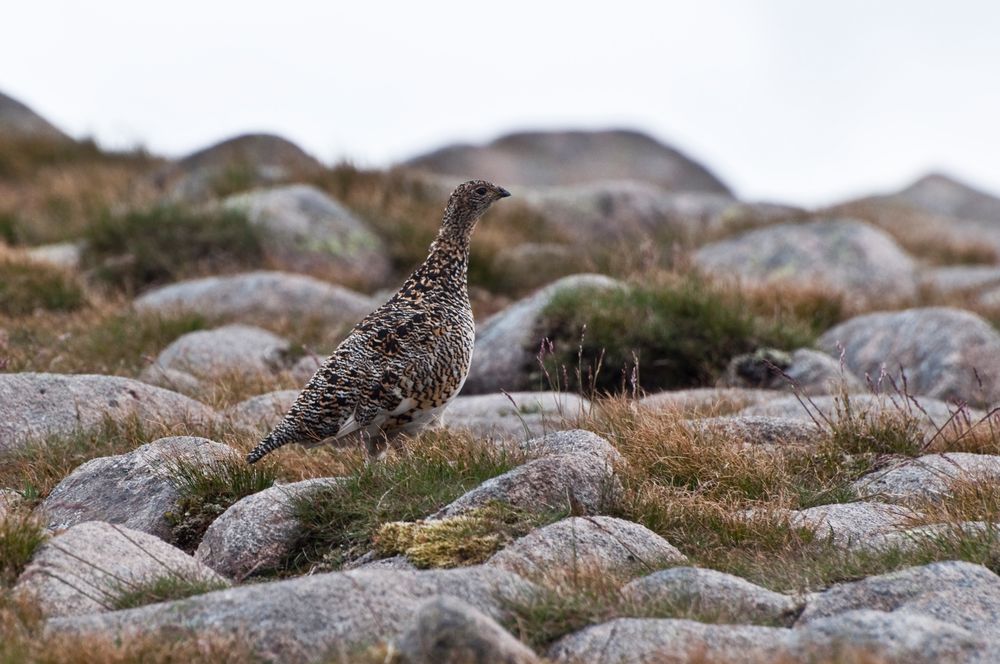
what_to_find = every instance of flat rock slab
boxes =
[196,477,345,579]
[133,270,374,327]
[433,430,621,519]
[787,502,919,546]
[818,307,1000,407]
[548,611,993,663]
[48,566,538,664]
[487,516,686,582]
[693,218,919,305]
[464,274,623,394]
[683,415,822,448]
[442,391,592,441]
[0,373,215,451]
[620,567,801,626]
[146,324,293,382]
[850,453,1000,504]
[14,521,227,618]
[394,596,540,664]
[640,388,781,416]
[798,560,1000,643]
[42,437,238,540]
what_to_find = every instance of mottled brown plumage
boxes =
[246,180,511,463]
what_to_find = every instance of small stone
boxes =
[621,567,801,626]
[394,595,540,664]
[195,477,344,579]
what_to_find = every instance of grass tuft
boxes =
[164,455,278,552]
[286,430,523,571]
[0,256,85,316]
[82,206,265,294]
[536,274,829,394]
[109,574,229,611]
[0,510,47,587]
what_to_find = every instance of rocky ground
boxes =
[4,91,1000,663]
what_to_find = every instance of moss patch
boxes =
[373,502,563,568]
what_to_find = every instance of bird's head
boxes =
[443,180,511,226]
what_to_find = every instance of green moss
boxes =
[82,206,264,294]
[0,259,85,316]
[373,502,563,568]
[537,276,818,394]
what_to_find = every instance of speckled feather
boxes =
[246,180,510,463]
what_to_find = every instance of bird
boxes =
[246,180,511,463]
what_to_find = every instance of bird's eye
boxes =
[475,187,488,195]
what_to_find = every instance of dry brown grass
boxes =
[0,592,258,664]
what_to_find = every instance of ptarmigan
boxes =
[246,180,511,463]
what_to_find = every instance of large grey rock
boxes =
[850,453,1000,504]
[693,218,919,304]
[0,373,215,451]
[166,133,322,202]
[133,270,374,326]
[224,389,300,432]
[739,393,975,442]
[222,184,390,287]
[464,274,623,394]
[896,173,1000,223]
[41,437,238,540]
[548,611,993,663]
[798,561,1000,643]
[854,521,993,555]
[724,348,865,395]
[621,567,800,626]
[404,129,731,193]
[0,90,68,140]
[487,516,686,582]
[787,502,919,547]
[434,430,621,519]
[14,521,227,617]
[442,391,592,441]
[818,307,1000,407]
[144,324,293,384]
[195,477,344,579]
[394,596,540,664]
[48,566,538,664]
[640,387,781,416]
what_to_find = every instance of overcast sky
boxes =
[3,0,998,206]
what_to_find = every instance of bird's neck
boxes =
[423,231,470,286]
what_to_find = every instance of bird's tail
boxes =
[246,420,301,464]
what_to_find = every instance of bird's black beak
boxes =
[497,187,511,198]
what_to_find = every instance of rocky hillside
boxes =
[4,90,1000,662]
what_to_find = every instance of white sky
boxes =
[3,0,999,206]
